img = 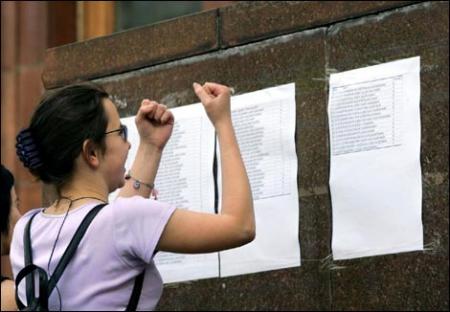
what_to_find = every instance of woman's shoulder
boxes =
[111,195,172,210]
[11,208,43,247]
[109,196,176,220]
[15,208,43,229]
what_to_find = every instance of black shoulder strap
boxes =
[48,202,145,310]
[24,211,40,305]
[126,271,145,311]
[22,203,145,310]
[23,204,107,300]
[15,264,49,311]
[47,203,107,294]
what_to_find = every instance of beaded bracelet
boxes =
[125,172,154,190]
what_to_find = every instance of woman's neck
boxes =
[59,189,108,202]
[45,194,108,215]
[47,176,109,214]
[60,171,108,201]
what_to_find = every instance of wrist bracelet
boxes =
[125,172,154,190]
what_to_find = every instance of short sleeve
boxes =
[10,208,43,279]
[112,196,176,266]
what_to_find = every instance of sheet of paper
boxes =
[110,104,219,283]
[217,83,301,277]
[328,56,423,260]
[153,104,218,283]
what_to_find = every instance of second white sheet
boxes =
[328,56,423,260]
[218,83,301,277]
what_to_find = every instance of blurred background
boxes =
[1,1,234,213]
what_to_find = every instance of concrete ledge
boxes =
[43,10,219,89]
[220,1,417,47]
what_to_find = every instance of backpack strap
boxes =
[15,264,49,311]
[21,204,106,304]
[23,211,40,305]
[47,203,107,294]
[48,203,145,310]
[126,270,145,311]
[21,203,145,310]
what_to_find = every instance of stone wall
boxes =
[43,1,449,310]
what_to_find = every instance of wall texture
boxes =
[42,1,449,310]
[1,1,48,215]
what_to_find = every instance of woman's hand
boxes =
[135,99,174,151]
[193,82,232,128]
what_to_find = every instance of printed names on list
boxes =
[218,83,300,277]
[328,57,423,260]
[153,104,218,283]
[232,100,292,201]
[329,76,404,156]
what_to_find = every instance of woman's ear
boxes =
[82,139,101,168]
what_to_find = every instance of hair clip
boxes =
[16,129,43,170]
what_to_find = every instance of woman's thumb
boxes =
[193,82,211,103]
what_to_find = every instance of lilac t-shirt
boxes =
[10,196,176,311]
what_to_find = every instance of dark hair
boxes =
[1,164,15,235]
[22,82,110,188]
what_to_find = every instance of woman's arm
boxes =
[118,100,174,199]
[1,279,17,311]
[157,82,255,253]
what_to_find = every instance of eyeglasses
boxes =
[104,124,128,141]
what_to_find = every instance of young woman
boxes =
[10,81,254,310]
